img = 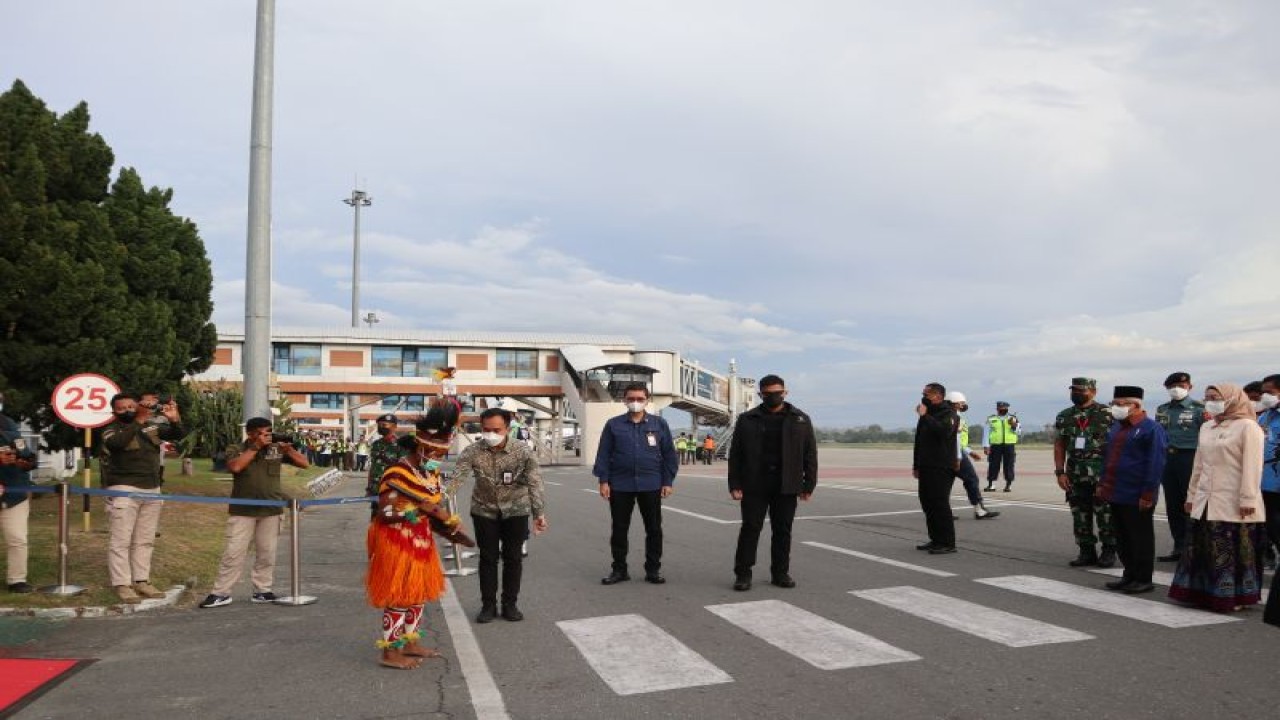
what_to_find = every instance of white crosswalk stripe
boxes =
[852,586,1093,647]
[706,599,920,669]
[556,614,732,695]
[975,575,1241,628]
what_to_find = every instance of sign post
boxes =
[51,373,120,532]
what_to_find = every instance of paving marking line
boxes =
[975,575,1240,628]
[803,541,957,578]
[557,614,733,695]
[852,586,1093,647]
[577,489,739,524]
[440,579,510,719]
[706,599,920,669]
[1088,567,1270,601]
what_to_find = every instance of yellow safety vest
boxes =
[958,418,970,448]
[987,415,1018,445]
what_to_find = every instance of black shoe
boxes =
[733,575,751,591]
[1105,578,1134,591]
[501,605,524,622]
[916,541,938,551]
[1097,549,1117,569]
[928,545,957,555]
[1002,486,1012,492]
[984,484,995,492]
[601,571,630,585]
[198,594,232,609]
[770,575,796,588]
[1068,551,1098,567]
[1157,552,1181,562]
[644,574,666,584]
[952,514,959,520]
[7,581,34,594]
[1122,583,1155,595]
[476,605,497,623]
[975,510,1000,519]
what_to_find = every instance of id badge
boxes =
[646,432,657,447]
[502,471,514,486]
[1074,436,1086,450]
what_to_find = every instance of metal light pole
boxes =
[242,0,276,422]
[344,189,372,328]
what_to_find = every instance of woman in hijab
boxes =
[1168,383,1268,612]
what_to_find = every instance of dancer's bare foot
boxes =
[402,641,443,658]
[380,648,423,669]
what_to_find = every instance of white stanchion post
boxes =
[39,483,84,596]
[275,498,317,605]
[442,495,475,576]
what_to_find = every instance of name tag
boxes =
[502,471,513,486]
[646,432,657,447]
[1074,436,1086,450]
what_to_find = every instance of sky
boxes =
[4,1,1279,429]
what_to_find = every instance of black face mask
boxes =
[377,424,394,436]
[761,392,785,408]
[920,395,933,407]
[1070,392,1088,406]
[116,411,137,423]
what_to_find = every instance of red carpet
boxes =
[0,658,86,715]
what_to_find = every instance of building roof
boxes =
[216,325,635,349]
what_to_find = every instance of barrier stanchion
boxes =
[39,483,85,596]
[442,495,475,577]
[275,498,317,606]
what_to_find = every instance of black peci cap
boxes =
[1113,386,1144,400]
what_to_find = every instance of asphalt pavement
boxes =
[7,448,1278,720]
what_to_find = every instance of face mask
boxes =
[481,432,506,446]
[1070,392,1088,406]
[1260,394,1279,410]
[1167,387,1189,401]
[116,411,137,423]
[626,401,647,414]
[762,392,785,408]
[420,458,442,474]
[377,424,394,436]
[1253,401,1267,413]
[1109,405,1131,421]
[1204,400,1226,416]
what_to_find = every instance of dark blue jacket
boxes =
[593,413,678,492]
[1,415,37,508]
[1098,415,1167,507]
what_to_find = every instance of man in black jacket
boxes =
[728,375,818,591]
[914,382,961,554]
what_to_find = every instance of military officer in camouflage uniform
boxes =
[366,414,408,517]
[1153,371,1206,562]
[1053,377,1117,568]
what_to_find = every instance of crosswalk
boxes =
[558,572,1250,696]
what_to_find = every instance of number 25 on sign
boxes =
[52,373,121,532]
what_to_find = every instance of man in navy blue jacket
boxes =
[594,383,679,585]
[1097,385,1168,594]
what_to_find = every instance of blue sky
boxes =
[5,1,1279,428]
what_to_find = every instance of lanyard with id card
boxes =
[1074,416,1090,450]
[501,471,514,486]
[646,431,657,448]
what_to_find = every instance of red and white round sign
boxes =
[52,373,121,429]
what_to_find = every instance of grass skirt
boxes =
[366,519,445,608]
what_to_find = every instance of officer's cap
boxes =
[376,414,398,424]
[995,400,1010,408]
[1070,377,1097,390]
[1163,372,1190,387]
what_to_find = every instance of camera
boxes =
[271,432,296,445]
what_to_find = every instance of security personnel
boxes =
[983,401,1019,491]
[1153,371,1206,562]
[1053,378,1117,568]
[366,414,407,517]
[1,394,38,594]
[675,433,690,465]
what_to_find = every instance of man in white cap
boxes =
[947,392,1000,520]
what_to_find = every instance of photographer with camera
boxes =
[200,417,308,608]
[101,392,186,604]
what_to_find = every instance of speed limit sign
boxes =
[52,373,121,428]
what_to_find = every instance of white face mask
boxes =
[1109,405,1131,421]
[1260,393,1280,410]
[1253,401,1267,413]
[480,432,506,447]
[1204,400,1226,416]
[626,401,647,414]
[1167,387,1189,401]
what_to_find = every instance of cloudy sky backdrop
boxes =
[5,1,1278,428]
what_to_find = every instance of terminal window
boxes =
[381,395,426,412]
[496,349,538,379]
[372,346,448,377]
[310,393,344,409]
[272,344,321,376]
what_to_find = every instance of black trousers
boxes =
[1161,450,1194,552]
[918,467,956,547]
[472,514,528,606]
[986,445,1016,484]
[1110,503,1154,584]
[734,491,798,577]
[609,491,663,574]
[1262,491,1280,550]
[957,455,982,505]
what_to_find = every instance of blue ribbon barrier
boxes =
[27,483,376,508]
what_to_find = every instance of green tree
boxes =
[0,80,216,447]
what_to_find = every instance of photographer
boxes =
[2,390,39,594]
[200,417,308,609]
[101,392,186,604]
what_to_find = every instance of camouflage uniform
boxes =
[366,436,408,499]
[1055,395,1116,555]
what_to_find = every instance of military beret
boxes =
[1070,377,1097,389]
[1163,372,1190,387]
[1113,386,1144,400]
[376,414,398,424]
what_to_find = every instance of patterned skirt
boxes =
[1168,519,1267,612]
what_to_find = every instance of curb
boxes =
[0,585,187,619]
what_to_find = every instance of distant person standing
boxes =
[983,401,1019,492]
[729,375,818,589]
[702,434,716,465]
[946,392,999,520]
[1258,375,1280,567]
[1153,371,1206,562]
[594,384,678,586]
[913,383,960,554]
[675,433,690,465]
[1,391,37,594]
[1097,386,1167,594]
[355,436,370,472]
[1053,378,1117,568]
